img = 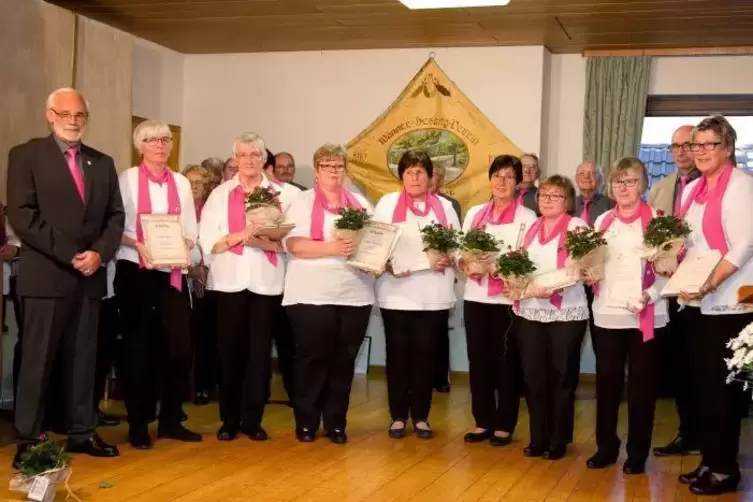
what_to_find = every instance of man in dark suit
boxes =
[274,152,307,191]
[7,88,124,467]
[516,153,540,213]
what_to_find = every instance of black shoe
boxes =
[326,429,348,444]
[464,429,493,443]
[622,458,646,475]
[434,384,451,393]
[586,450,618,469]
[296,428,316,442]
[490,434,512,447]
[158,424,202,442]
[523,444,546,457]
[389,420,407,439]
[679,464,709,485]
[97,409,121,427]
[67,434,120,458]
[193,392,210,406]
[242,425,269,441]
[414,421,433,439]
[12,443,33,469]
[652,435,700,457]
[689,470,740,495]
[543,445,566,460]
[128,427,153,449]
[217,423,238,441]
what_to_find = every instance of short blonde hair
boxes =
[609,157,648,194]
[693,115,738,163]
[538,174,576,215]
[313,143,347,169]
[133,119,171,152]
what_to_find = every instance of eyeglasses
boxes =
[611,178,640,188]
[236,151,263,160]
[318,164,346,173]
[538,193,565,202]
[667,143,691,153]
[143,137,172,145]
[50,109,88,123]
[689,141,722,152]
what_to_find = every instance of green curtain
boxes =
[583,56,652,178]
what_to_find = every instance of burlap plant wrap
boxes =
[568,245,609,284]
[333,228,360,242]
[641,238,685,275]
[246,205,283,226]
[500,274,531,301]
[426,249,447,269]
[460,249,498,276]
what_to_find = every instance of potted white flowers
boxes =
[725,321,753,390]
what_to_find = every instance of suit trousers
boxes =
[689,312,753,476]
[287,304,371,432]
[592,326,661,460]
[381,308,449,422]
[114,260,192,431]
[215,290,278,427]
[192,291,218,396]
[15,285,99,445]
[94,297,121,406]
[463,301,521,434]
[517,317,587,449]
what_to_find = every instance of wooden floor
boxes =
[1,374,752,501]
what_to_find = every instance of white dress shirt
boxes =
[373,192,462,311]
[681,168,753,315]
[115,166,198,274]
[516,216,590,323]
[592,209,669,329]
[282,189,375,307]
[199,174,298,296]
[462,202,537,305]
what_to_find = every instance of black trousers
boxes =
[434,318,451,388]
[517,317,587,449]
[192,291,218,396]
[584,285,597,354]
[271,301,295,400]
[15,287,99,445]
[689,312,753,476]
[381,308,449,422]
[11,274,25,405]
[287,304,371,432]
[114,260,192,431]
[463,301,522,434]
[93,297,121,407]
[592,326,661,460]
[215,290,278,427]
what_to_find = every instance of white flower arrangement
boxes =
[725,321,753,390]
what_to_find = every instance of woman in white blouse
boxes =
[460,155,536,446]
[587,158,667,475]
[515,175,589,460]
[199,133,298,442]
[675,116,753,496]
[114,119,200,449]
[373,150,460,439]
[282,144,373,445]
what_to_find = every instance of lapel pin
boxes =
[87,160,92,166]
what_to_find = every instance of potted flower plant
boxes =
[495,246,537,300]
[459,229,500,277]
[333,207,371,241]
[642,210,691,275]
[564,227,608,283]
[244,186,283,226]
[420,222,461,268]
[10,439,72,502]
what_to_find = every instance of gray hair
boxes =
[232,132,267,162]
[609,157,649,193]
[200,157,225,172]
[46,87,90,113]
[577,160,605,193]
[132,119,171,152]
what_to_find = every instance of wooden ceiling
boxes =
[47,0,753,54]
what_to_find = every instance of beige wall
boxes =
[0,0,75,201]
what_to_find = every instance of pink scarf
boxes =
[598,202,655,342]
[310,184,362,241]
[392,190,448,227]
[519,214,571,309]
[471,200,517,296]
[677,163,732,255]
[136,163,183,291]
[227,184,278,266]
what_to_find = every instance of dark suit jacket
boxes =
[516,186,538,214]
[7,135,125,298]
[438,192,462,221]
[574,193,614,227]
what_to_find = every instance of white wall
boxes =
[132,38,184,126]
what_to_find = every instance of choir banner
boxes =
[346,57,523,213]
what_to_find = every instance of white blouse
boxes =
[373,192,461,311]
[592,209,669,330]
[282,189,375,307]
[681,168,753,315]
[462,202,537,305]
[515,216,590,323]
[115,166,198,274]
[199,174,298,296]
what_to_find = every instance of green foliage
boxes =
[461,229,500,253]
[334,207,371,230]
[19,440,70,477]
[244,187,279,211]
[564,227,607,260]
[644,213,691,249]
[421,222,461,253]
[496,247,537,277]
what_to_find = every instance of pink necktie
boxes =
[580,199,592,226]
[66,147,85,202]
[674,175,688,216]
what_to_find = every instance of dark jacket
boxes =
[574,193,614,226]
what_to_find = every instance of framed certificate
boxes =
[347,221,400,274]
[140,214,190,268]
[661,250,722,296]
[521,268,579,299]
[252,223,295,241]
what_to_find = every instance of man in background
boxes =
[274,152,306,191]
[517,153,540,213]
